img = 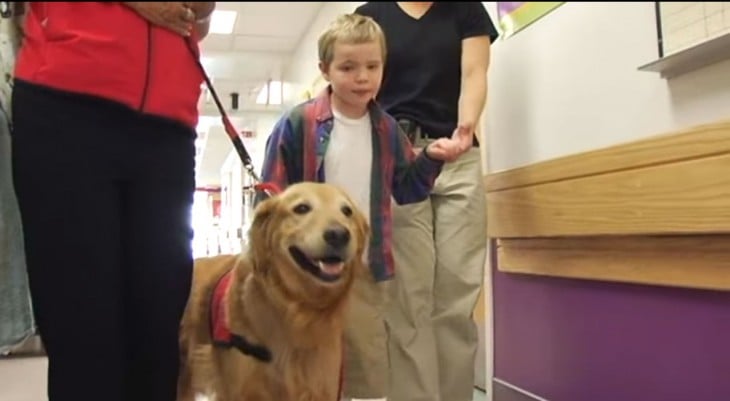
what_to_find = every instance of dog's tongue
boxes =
[317,261,344,275]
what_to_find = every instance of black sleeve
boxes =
[354,2,377,19]
[457,2,500,43]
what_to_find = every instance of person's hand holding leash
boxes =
[424,123,474,162]
[124,2,196,37]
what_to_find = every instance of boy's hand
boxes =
[424,124,474,162]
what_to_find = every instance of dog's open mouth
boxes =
[289,247,345,283]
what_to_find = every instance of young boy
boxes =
[258,13,474,401]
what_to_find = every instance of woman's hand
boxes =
[424,124,474,162]
[190,2,216,40]
[124,2,196,37]
[189,2,215,20]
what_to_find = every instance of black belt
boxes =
[397,119,479,147]
[397,119,422,144]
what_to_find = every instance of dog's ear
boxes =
[251,194,277,226]
[353,207,371,257]
[350,210,371,281]
[248,194,279,272]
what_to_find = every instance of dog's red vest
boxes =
[210,269,235,346]
[209,269,272,362]
[209,269,345,400]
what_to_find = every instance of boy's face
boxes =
[320,40,383,118]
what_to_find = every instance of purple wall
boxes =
[492,244,730,401]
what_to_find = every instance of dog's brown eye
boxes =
[293,203,311,214]
[341,205,353,217]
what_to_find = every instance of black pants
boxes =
[11,81,196,401]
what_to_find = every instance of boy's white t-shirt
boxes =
[324,108,373,260]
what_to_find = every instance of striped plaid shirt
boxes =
[259,87,443,282]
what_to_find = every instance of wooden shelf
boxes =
[638,31,730,79]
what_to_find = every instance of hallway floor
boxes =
[0,356,487,400]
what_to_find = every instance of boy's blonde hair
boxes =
[318,13,387,66]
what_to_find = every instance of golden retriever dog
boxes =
[177,182,370,401]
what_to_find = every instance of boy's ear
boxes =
[319,61,330,82]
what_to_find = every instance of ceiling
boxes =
[194,2,325,188]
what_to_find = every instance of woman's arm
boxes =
[457,36,491,136]
[124,2,196,37]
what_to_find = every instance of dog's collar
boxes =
[210,269,272,363]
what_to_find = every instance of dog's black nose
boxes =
[324,226,351,248]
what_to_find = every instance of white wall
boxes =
[483,1,730,172]
[283,2,364,105]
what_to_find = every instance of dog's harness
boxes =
[210,269,272,363]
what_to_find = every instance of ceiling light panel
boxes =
[209,10,237,35]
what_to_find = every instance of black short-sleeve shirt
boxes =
[355,2,499,141]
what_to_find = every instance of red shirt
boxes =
[15,2,204,128]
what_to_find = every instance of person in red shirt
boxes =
[10,3,214,400]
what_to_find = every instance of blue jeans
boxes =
[0,103,35,353]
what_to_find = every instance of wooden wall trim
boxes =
[488,152,730,238]
[498,236,730,291]
[485,120,730,192]
[485,120,730,291]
